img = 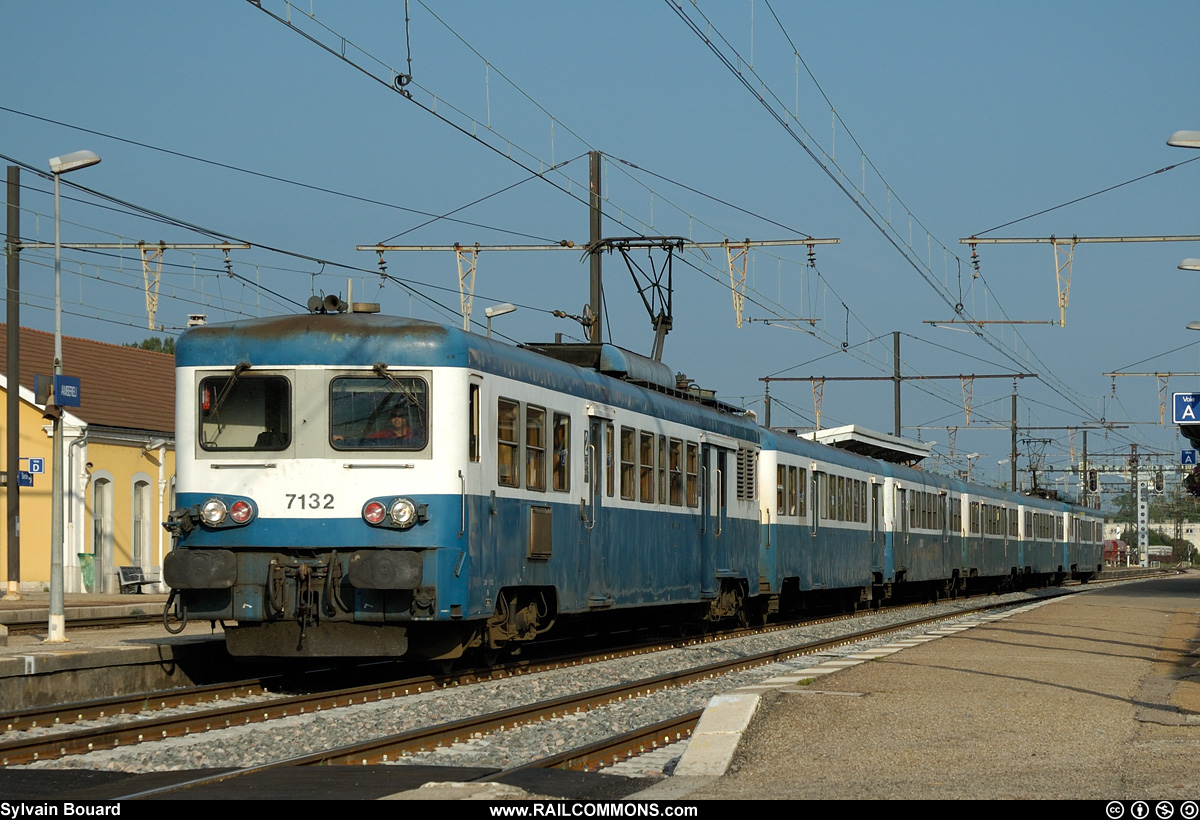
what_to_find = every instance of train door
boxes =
[585,412,614,607]
[699,441,730,600]
[466,377,495,610]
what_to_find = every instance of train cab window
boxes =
[552,413,570,492]
[639,431,655,504]
[497,398,520,487]
[620,427,636,501]
[330,376,428,451]
[685,442,699,508]
[526,405,547,492]
[199,375,291,451]
[669,438,683,506]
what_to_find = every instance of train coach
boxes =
[163,304,1103,659]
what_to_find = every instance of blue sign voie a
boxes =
[1174,392,1200,424]
[1184,450,1197,466]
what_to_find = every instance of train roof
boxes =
[176,311,760,441]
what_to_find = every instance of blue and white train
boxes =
[163,306,1103,658]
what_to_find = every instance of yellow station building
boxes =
[0,325,174,594]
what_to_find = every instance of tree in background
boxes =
[125,337,174,355]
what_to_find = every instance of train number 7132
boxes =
[286,493,335,510]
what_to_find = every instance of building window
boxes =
[133,479,151,566]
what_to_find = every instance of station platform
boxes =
[634,572,1200,801]
[0,578,1196,801]
[0,591,226,712]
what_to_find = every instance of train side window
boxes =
[469,383,480,462]
[497,398,520,488]
[970,502,980,534]
[526,405,547,492]
[620,427,636,501]
[797,468,807,518]
[669,438,683,506]
[776,466,786,516]
[639,431,655,504]
[685,442,699,508]
[1009,509,1018,538]
[658,436,668,505]
[606,422,615,498]
[199,375,291,451]
[552,413,569,492]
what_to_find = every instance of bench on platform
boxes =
[117,565,153,594]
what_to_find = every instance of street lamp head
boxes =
[1180,259,1200,272]
[484,303,517,319]
[1187,321,1200,332]
[48,150,101,175]
[1167,131,1200,149]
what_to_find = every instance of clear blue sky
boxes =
[2,1,1197,496]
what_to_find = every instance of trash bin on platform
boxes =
[77,553,94,592]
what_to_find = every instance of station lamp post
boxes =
[484,302,516,338]
[1168,132,1200,276]
[47,150,100,643]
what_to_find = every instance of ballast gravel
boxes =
[13,588,1077,777]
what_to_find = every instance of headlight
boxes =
[201,498,228,526]
[389,497,417,529]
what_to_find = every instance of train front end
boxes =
[164,311,474,658]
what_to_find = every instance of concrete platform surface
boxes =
[635,574,1200,801]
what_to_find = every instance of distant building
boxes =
[0,325,174,594]
[1102,521,1199,560]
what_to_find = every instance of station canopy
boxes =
[780,424,932,466]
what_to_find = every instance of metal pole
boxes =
[1011,390,1018,491]
[1081,430,1088,508]
[5,167,20,601]
[48,172,65,642]
[893,332,901,437]
[588,151,603,345]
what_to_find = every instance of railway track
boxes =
[11,592,1076,799]
[0,574,1161,781]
